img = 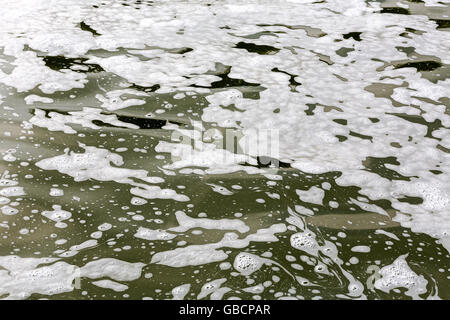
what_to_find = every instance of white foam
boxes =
[49,188,64,197]
[171,283,191,300]
[207,183,234,196]
[134,227,176,241]
[296,186,325,205]
[0,255,76,300]
[374,254,429,299]
[197,278,227,299]
[233,252,263,276]
[95,89,147,111]
[350,245,371,253]
[98,223,112,231]
[151,224,286,267]
[24,94,54,105]
[169,211,249,233]
[41,205,72,222]
[0,51,87,93]
[69,239,98,252]
[1,205,19,216]
[36,144,189,202]
[92,280,128,292]
[81,258,145,282]
[290,231,319,256]
[29,107,139,134]
[375,229,400,241]
[0,186,25,197]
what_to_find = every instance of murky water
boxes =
[0,0,449,300]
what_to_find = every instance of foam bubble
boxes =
[290,231,319,256]
[134,227,176,241]
[233,252,263,276]
[374,254,429,299]
[171,283,191,300]
[41,205,72,222]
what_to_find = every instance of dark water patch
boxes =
[191,65,262,90]
[405,27,424,35]
[336,47,354,57]
[168,47,193,54]
[388,113,445,140]
[218,103,244,112]
[333,119,347,125]
[431,19,450,29]
[257,156,291,168]
[437,144,450,153]
[398,196,424,205]
[129,0,154,6]
[31,108,69,117]
[343,32,362,41]
[271,68,301,92]
[96,115,182,129]
[336,135,348,142]
[304,103,316,115]
[369,118,379,123]
[349,131,373,142]
[396,46,416,56]
[395,61,442,72]
[364,82,408,107]
[234,42,280,55]
[241,90,263,100]
[380,7,410,15]
[79,21,101,36]
[234,31,281,40]
[400,28,425,38]
[42,56,104,73]
[129,83,161,93]
[30,108,181,130]
[310,50,334,65]
[256,24,327,38]
[243,156,291,169]
[124,47,193,61]
[362,156,412,181]
[333,73,348,82]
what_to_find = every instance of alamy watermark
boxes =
[170,124,281,173]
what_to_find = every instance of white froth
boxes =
[0,255,75,300]
[41,205,72,222]
[374,255,429,299]
[29,108,139,134]
[134,227,176,241]
[92,280,128,292]
[350,245,371,253]
[81,258,145,282]
[36,144,189,202]
[290,231,319,256]
[171,283,191,300]
[296,186,325,205]
[169,211,250,233]
[197,278,227,299]
[233,252,263,276]
[151,224,286,268]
